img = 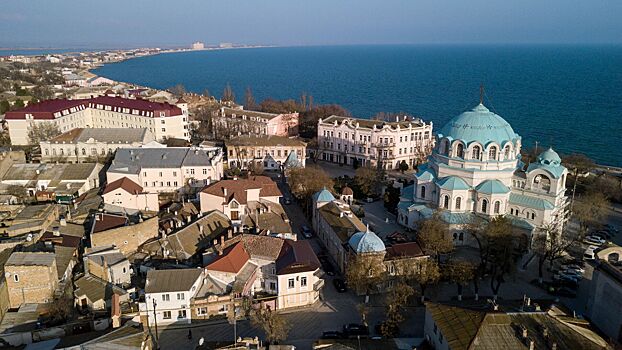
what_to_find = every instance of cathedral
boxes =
[397,103,569,247]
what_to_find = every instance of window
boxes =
[388,264,395,275]
[494,201,501,214]
[504,145,511,159]
[481,199,488,213]
[173,171,177,176]
[190,169,195,175]
[177,293,185,300]
[488,146,497,160]
[472,146,481,160]
[197,307,207,316]
[270,282,276,290]
[163,311,172,319]
[122,267,127,274]
[443,195,449,209]
[203,169,207,175]
[161,128,166,132]
[456,143,464,158]
[162,294,170,301]
[13,274,18,282]
[455,197,462,210]
[81,148,86,156]
[159,172,163,177]
[144,171,147,177]
[301,277,307,287]
[288,278,295,289]
[420,186,426,199]
[178,310,187,319]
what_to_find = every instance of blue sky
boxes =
[1,0,621,48]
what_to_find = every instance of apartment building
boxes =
[213,107,299,138]
[107,146,223,194]
[317,115,434,170]
[225,135,306,170]
[4,96,189,145]
[40,128,155,163]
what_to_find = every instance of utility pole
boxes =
[152,298,159,349]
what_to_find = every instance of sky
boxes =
[1,0,621,48]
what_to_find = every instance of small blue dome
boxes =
[313,187,335,203]
[438,104,519,146]
[348,228,385,253]
[437,176,470,191]
[538,148,561,166]
[475,179,511,194]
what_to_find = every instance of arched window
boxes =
[533,174,551,192]
[488,146,497,160]
[504,145,511,159]
[456,143,464,159]
[52,149,57,156]
[455,197,462,210]
[44,149,49,156]
[494,201,501,214]
[472,146,481,160]
[81,148,86,156]
[420,186,426,199]
[459,232,464,241]
[481,199,488,213]
[443,195,449,209]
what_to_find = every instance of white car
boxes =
[584,236,606,245]
[562,264,585,274]
[561,268,583,277]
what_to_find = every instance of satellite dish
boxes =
[4,272,10,278]
[198,338,204,346]
[26,234,33,242]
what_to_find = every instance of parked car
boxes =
[321,331,344,339]
[343,323,369,338]
[584,236,606,245]
[301,225,313,239]
[562,264,585,274]
[333,278,347,293]
[554,273,580,283]
[584,245,599,260]
[560,268,583,278]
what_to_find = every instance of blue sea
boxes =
[93,45,622,166]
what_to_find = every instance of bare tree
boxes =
[443,260,476,301]
[287,166,333,213]
[533,222,576,284]
[417,214,454,263]
[485,217,519,300]
[573,191,609,234]
[381,281,414,337]
[27,121,61,145]
[345,252,387,297]
[250,304,290,344]
[222,83,235,103]
[169,84,186,97]
[354,165,384,198]
[244,87,256,110]
[563,153,595,211]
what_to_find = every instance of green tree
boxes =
[287,166,333,213]
[32,85,53,101]
[443,260,476,301]
[383,184,401,214]
[399,160,409,173]
[222,83,235,102]
[13,99,25,109]
[0,100,9,115]
[354,165,384,198]
[251,305,289,344]
[417,214,454,263]
[485,217,519,300]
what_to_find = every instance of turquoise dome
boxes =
[313,187,335,202]
[438,104,519,146]
[537,148,561,166]
[348,228,385,253]
[475,179,511,194]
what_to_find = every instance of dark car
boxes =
[301,225,313,238]
[333,278,347,292]
[321,331,344,339]
[343,323,369,338]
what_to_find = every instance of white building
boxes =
[317,115,434,170]
[107,146,223,194]
[4,96,190,145]
[142,268,204,325]
[102,177,159,212]
[40,128,155,163]
[191,42,205,50]
[397,103,568,246]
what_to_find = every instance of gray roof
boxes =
[3,163,99,181]
[145,268,202,293]
[108,147,222,175]
[49,128,151,144]
[6,252,56,266]
[74,274,126,303]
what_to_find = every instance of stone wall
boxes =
[90,217,159,257]
[5,263,58,308]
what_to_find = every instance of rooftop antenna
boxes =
[480,84,484,105]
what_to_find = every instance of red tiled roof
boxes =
[385,242,425,260]
[201,176,281,204]
[103,177,143,195]
[92,213,128,233]
[4,96,182,120]
[206,242,250,273]
[276,240,320,275]
[40,232,82,249]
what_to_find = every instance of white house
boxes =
[102,177,159,212]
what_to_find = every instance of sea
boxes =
[92,45,622,167]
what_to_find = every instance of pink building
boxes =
[213,107,299,138]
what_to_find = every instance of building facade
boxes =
[213,107,299,138]
[4,96,189,145]
[102,177,159,212]
[586,245,622,343]
[107,146,223,194]
[317,115,434,170]
[4,252,59,308]
[397,103,568,247]
[225,135,306,171]
[142,269,204,326]
[40,128,156,163]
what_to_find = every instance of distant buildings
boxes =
[316,115,434,170]
[398,103,569,247]
[225,135,306,171]
[191,41,205,50]
[213,107,299,138]
[40,127,155,163]
[107,146,223,194]
[4,96,190,145]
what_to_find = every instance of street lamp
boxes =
[152,298,159,348]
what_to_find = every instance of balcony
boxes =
[313,279,325,291]
[372,142,395,148]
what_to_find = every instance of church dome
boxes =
[438,104,519,146]
[341,186,353,196]
[537,148,561,166]
[313,187,335,203]
[348,227,385,253]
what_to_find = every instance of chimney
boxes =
[95,213,101,221]
[521,325,528,339]
[526,297,531,307]
[220,235,225,246]
[59,216,67,226]
[52,226,61,237]
[138,214,143,222]
[227,230,232,239]
[213,238,218,246]
[174,210,178,216]
[83,256,90,276]
[528,339,535,350]
[199,225,204,234]
[223,188,227,197]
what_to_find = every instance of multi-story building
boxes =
[316,115,434,170]
[4,252,59,308]
[586,244,622,342]
[107,146,223,194]
[4,96,189,145]
[102,177,159,212]
[213,107,299,138]
[397,103,569,247]
[225,135,306,171]
[40,128,155,163]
